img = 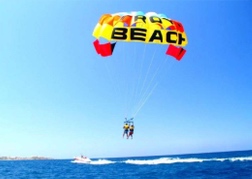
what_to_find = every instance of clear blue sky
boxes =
[0,0,251,159]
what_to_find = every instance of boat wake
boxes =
[71,156,252,165]
[90,159,116,165]
[71,159,115,165]
[124,156,252,165]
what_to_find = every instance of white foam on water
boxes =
[71,159,115,165]
[229,156,252,162]
[124,157,203,165]
[123,156,252,165]
[90,159,116,165]
[71,156,252,165]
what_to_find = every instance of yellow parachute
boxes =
[93,11,188,60]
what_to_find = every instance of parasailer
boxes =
[128,124,134,139]
[123,122,129,139]
[123,117,134,139]
[92,11,188,138]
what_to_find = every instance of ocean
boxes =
[1,150,252,179]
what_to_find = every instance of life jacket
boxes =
[124,124,129,130]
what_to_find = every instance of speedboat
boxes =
[72,156,91,164]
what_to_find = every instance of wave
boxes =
[124,156,252,165]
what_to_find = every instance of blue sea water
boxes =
[1,150,252,179]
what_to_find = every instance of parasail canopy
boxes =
[93,11,188,60]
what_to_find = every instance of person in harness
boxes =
[123,123,129,139]
[123,117,134,139]
[128,124,134,139]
